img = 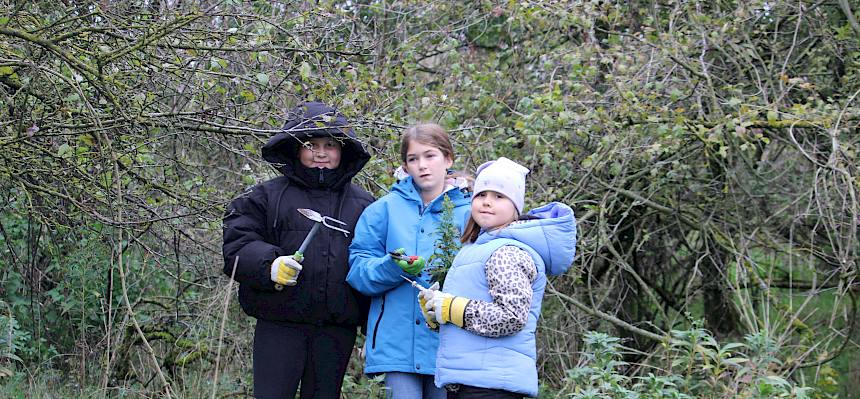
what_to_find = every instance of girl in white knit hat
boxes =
[420,157,578,398]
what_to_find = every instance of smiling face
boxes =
[471,190,518,231]
[403,140,453,200]
[298,137,342,169]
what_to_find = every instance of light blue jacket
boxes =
[347,176,471,375]
[435,202,577,396]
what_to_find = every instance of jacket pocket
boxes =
[371,294,386,349]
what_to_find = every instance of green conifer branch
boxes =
[428,194,460,288]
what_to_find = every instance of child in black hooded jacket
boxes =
[223,102,373,398]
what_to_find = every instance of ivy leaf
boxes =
[581,154,594,168]
[766,110,778,123]
[240,89,256,102]
[79,134,95,146]
[58,143,72,158]
[299,61,312,80]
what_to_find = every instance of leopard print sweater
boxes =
[462,245,537,337]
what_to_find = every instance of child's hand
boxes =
[390,248,425,275]
[271,255,302,287]
[417,282,440,329]
[396,256,425,274]
[424,292,470,328]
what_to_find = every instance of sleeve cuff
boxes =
[444,296,470,327]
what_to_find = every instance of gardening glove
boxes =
[424,292,470,328]
[417,282,440,329]
[270,255,302,287]
[391,247,425,275]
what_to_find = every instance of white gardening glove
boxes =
[423,291,470,327]
[417,282,440,329]
[270,255,302,287]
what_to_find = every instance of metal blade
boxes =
[297,208,322,222]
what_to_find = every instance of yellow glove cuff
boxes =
[441,296,470,327]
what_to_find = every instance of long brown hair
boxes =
[400,123,455,164]
[460,216,481,244]
[400,122,473,190]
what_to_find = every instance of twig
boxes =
[106,125,173,396]
[837,0,860,37]
[211,257,238,399]
[546,284,666,342]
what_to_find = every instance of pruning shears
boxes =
[389,250,422,265]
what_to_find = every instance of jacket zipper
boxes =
[371,294,386,349]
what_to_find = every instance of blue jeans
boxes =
[384,372,447,399]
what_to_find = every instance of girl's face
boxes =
[403,140,453,194]
[299,137,342,169]
[471,190,518,231]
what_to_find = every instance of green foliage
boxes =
[0,0,857,396]
[0,306,26,378]
[428,194,461,287]
[556,329,817,399]
[341,373,387,398]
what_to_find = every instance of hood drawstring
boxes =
[335,185,348,224]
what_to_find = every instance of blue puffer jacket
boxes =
[347,176,471,375]
[436,202,577,396]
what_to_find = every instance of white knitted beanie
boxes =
[473,157,529,214]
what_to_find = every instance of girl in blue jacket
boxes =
[422,157,577,398]
[347,123,471,399]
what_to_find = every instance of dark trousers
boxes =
[446,385,525,399]
[253,319,357,399]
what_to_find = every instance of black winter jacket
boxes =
[222,102,373,326]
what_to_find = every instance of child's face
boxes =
[299,137,342,169]
[403,140,453,194]
[471,190,518,231]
